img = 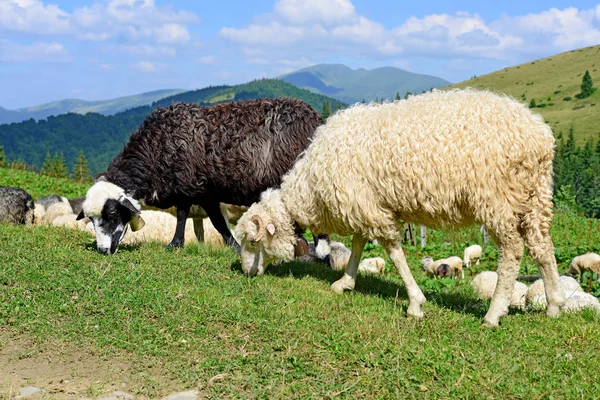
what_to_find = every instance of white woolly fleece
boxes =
[82,181,141,218]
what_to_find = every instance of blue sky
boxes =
[1,0,599,108]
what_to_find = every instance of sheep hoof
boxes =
[330,276,355,294]
[166,240,184,249]
[546,304,561,318]
[482,320,500,328]
[407,304,424,319]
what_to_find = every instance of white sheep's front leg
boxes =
[331,234,367,294]
[385,240,426,319]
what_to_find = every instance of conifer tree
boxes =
[71,150,92,183]
[41,152,53,176]
[321,101,331,120]
[578,70,596,99]
[0,145,6,168]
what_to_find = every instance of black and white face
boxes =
[78,181,145,255]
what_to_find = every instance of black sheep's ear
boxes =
[76,211,85,221]
[119,197,145,232]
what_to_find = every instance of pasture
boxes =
[1,209,600,398]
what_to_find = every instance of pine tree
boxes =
[395,92,401,101]
[529,99,536,108]
[404,91,412,100]
[41,152,53,176]
[321,101,331,120]
[71,150,92,183]
[52,153,68,178]
[578,70,596,99]
[0,145,6,168]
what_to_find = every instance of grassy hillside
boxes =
[449,45,600,144]
[0,168,89,199]
[0,210,599,398]
[0,80,344,174]
[281,64,451,104]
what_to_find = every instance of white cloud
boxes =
[198,55,216,64]
[274,0,356,25]
[132,61,156,72]
[221,2,600,68]
[0,39,70,62]
[155,23,191,44]
[0,0,70,34]
[100,63,113,70]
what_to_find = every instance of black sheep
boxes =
[78,98,323,254]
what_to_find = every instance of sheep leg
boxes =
[330,234,367,294]
[522,228,565,319]
[484,231,523,327]
[385,240,426,319]
[202,201,240,252]
[167,203,191,248]
[192,218,205,243]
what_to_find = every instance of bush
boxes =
[537,103,547,108]
[563,96,572,101]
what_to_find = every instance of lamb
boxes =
[77,98,322,255]
[234,88,565,327]
[463,244,482,268]
[567,253,600,282]
[422,256,464,279]
[0,186,35,225]
[471,271,528,310]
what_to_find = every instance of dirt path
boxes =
[0,331,187,399]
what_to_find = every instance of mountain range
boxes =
[0,89,185,125]
[280,64,452,104]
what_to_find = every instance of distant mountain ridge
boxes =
[280,64,452,104]
[0,89,186,125]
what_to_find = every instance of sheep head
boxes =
[78,180,145,255]
[234,189,298,276]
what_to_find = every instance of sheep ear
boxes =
[76,211,85,221]
[294,237,309,257]
[266,223,276,235]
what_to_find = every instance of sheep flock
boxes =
[2,89,600,328]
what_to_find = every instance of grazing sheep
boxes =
[0,186,35,225]
[78,98,322,255]
[33,195,67,224]
[463,244,482,268]
[567,253,600,282]
[234,89,564,327]
[69,197,85,215]
[471,271,528,309]
[41,201,73,225]
[444,256,464,280]
[527,276,583,310]
[436,263,452,278]
[52,213,91,231]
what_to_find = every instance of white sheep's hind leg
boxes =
[330,234,367,294]
[484,231,523,327]
[385,240,426,319]
[192,218,205,243]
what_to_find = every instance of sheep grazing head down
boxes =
[234,189,304,276]
[77,179,145,254]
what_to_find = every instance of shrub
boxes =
[563,96,572,101]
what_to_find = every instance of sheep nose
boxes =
[98,247,111,255]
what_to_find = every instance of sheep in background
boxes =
[41,201,73,225]
[0,186,35,225]
[69,197,85,216]
[78,98,322,254]
[471,271,528,310]
[527,276,584,310]
[422,256,463,279]
[295,236,386,274]
[234,89,564,327]
[33,195,67,224]
[52,213,91,231]
[464,244,482,268]
[435,263,452,278]
[567,253,600,282]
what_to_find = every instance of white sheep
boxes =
[422,256,463,279]
[41,201,73,225]
[327,241,386,274]
[463,244,482,268]
[471,271,528,309]
[51,213,91,231]
[527,276,584,310]
[567,253,600,282]
[234,88,565,327]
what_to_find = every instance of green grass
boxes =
[1,211,600,398]
[0,168,89,199]
[449,45,600,144]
